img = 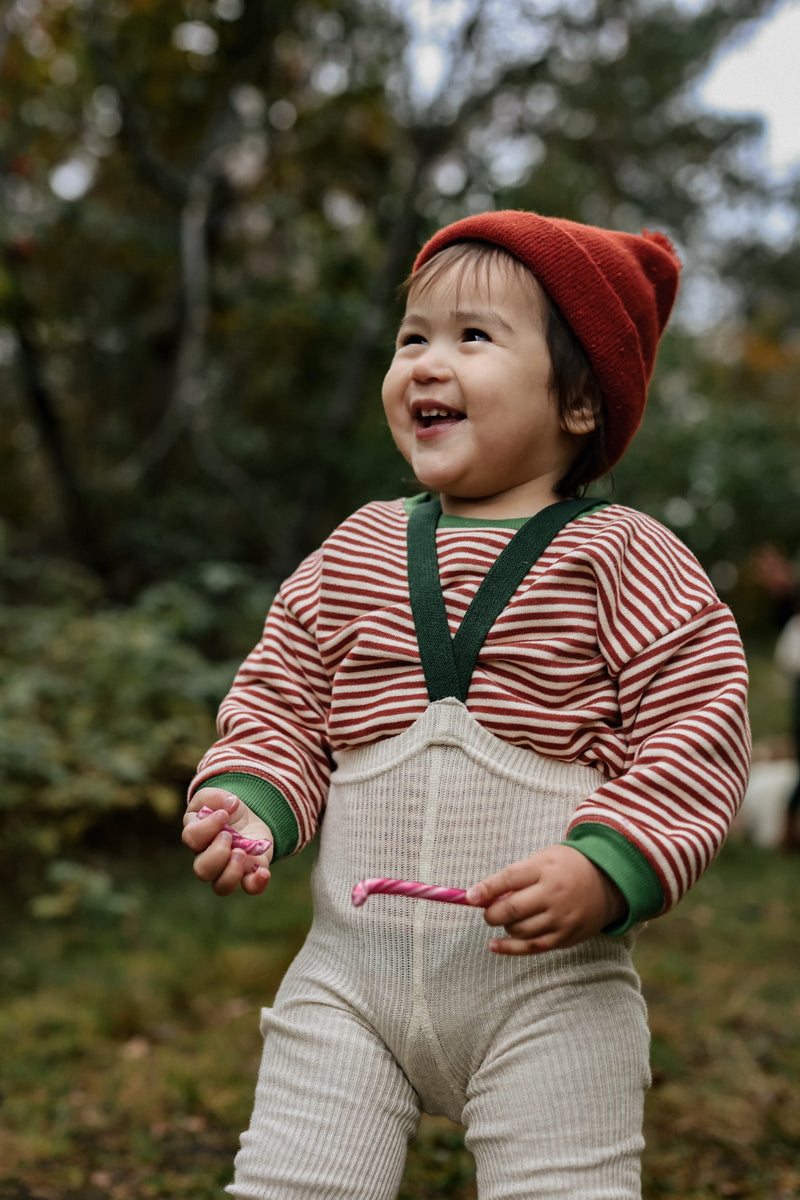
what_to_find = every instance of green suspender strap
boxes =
[406,494,607,704]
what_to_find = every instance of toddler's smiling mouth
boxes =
[414,404,465,429]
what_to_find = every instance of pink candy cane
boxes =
[198,806,272,856]
[351,877,472,908]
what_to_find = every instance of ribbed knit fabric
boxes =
[191,497,751,918]
[229,701,649,1199]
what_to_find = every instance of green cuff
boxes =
[564,822,665,934]
[199,773,300,860]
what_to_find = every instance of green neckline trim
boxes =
[200,773,300,860]
[402,492,606,528]
[565,822,665,933]
[439,513,527,528]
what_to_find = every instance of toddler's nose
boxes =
[410,343,452,382]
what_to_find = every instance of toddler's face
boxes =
[382,255,586,518]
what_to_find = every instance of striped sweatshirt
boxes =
[191,496,751,929]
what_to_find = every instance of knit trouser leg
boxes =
[462,975,650,1200]
[228,997,421,1200]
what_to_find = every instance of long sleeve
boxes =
[190,549,332,855]
[565,518,750,922]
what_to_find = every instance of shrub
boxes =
[0,554,274,894]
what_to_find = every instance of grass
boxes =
[636,839,800,1199]
[1,834,799,1199]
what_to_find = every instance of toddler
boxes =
[182,209,750,1199]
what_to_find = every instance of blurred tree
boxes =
[3,0,800,872]
[0,0,797,600]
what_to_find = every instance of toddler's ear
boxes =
[561,399,597,436]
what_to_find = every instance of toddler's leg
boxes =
[228,997,421,1200]
[463,974,650,1200]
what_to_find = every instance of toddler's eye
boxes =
[399,332,426,347]
[463,328,490,342]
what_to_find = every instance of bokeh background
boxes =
[2,1,799,1197]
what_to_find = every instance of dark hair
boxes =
[404,242,608,496]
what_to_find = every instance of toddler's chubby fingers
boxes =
[488,933,552,956]
[204,846,265,897]
[240,864,271,896]
[182,808,229,854]
[182,788,272,897]
[188,830,236,897]
[191,837,270,897]
[465,862,539,924]
[489,923,587,955]
[182,787,238,850]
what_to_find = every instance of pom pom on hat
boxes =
[413,210,681,474]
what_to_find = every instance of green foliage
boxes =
[603,325,800,631]
[30,859,140,921]
[0,553,274,889]
[1,0,794,597]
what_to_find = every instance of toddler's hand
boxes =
[182,788,273,897]
[465,844,626,955]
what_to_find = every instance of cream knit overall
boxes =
[230,499,650,1200]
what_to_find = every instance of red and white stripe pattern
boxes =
[192,499,750,909]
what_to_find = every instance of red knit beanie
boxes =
[413,209,681,474]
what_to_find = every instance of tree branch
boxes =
[116,141,267,533]
[4,249,116,587]
[82,6,187,205]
